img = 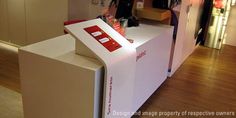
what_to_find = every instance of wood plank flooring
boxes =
[0,44,236,117]
[136,45,236,118]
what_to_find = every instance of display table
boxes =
[19,20,173,118]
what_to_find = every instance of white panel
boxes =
[182,0,200,60]
[25,0,68,44]
[169,0,202,76]
[68,0,90,20]
[65,19,137,118]
[7,0,27,45]
[88,1,110,19]
[19,35,104,118]
[170,0,189,76]
[129,26,173,111]
[0,0,9,42]
[88,4,107,19]
[225,2,236,46]
[68,0,110,20]
[20,51,103,118]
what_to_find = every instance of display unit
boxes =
[19,19,173,118]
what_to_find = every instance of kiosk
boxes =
[19,19,173,118]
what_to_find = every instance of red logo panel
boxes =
[84,25,122,52]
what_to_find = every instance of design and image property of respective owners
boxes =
[112,110,235,117]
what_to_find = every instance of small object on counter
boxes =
[98,13,128,36]
[127,16,139,27]
[127,39,134,43]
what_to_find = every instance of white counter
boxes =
[126,24,172,47]
[19,23,173,118]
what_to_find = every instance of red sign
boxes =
[84,25,122,52]
[214,0,223,9]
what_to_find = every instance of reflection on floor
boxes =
[0,86,23,118]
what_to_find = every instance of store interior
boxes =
[0,0,236,118]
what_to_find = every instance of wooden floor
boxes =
[136,45,236,117]
[0,44,236,117]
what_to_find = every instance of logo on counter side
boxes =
[136,50,147,62]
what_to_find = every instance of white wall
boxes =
[170,0,189,76]
[0,0,9,42]
[1,0,109,46]
[225,5,236,46]
[25,0,68,44]
[0,0,68,46]
[7,0,27,45]
[69,0,110,20]
[0,0,26,45]
[182,0,202,60]
[68,0,90,20]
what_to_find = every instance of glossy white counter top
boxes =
[126,23,173,47]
